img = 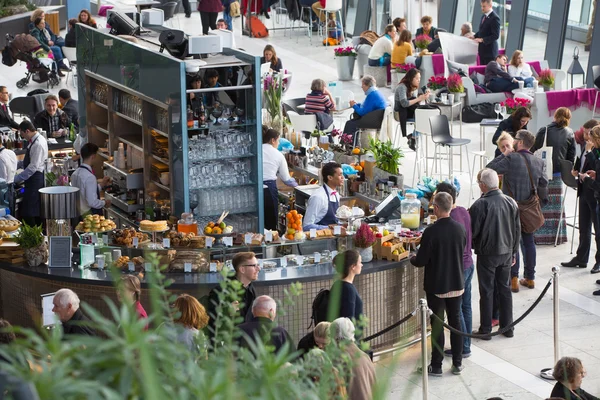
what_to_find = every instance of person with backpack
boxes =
[330,249,364,328]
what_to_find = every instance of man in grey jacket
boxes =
[470,169,520,339]
[487,130,548,292]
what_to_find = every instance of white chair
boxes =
[468,143,496,205]
[288,111,318,147]
[316,0,344,46]
[61,47,77,87]
[412,108,441,186]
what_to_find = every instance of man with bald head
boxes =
[237,295,292,354]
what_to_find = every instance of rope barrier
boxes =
[364,308,418,342]
[429,277,553,339]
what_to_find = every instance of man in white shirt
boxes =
[0,143,17,184]
[71,143,111,215]
[15,120,48,226]
[303,162,344,231]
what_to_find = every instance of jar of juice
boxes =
[401,193,421,229]
[178,213,198,234]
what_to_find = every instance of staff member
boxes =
[14,120,48,227]
[474,0,500,65]
[71,143,111,216]
[262,128,297,230]
[0,139,18,214]
[303,162,343,230]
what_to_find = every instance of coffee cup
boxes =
[447,93,455,104]
[441,93,448,104]
[518,80,524,90]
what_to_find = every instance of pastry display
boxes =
[304,228,334,239]
[164,231,199,247]
[75,215,116,233]
[115,256,145,271]
[140,220,169,232]
[336,205,353,219]
[112,228,149,246]
[169,250,210,272]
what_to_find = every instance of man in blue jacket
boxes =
[342,75,387,139]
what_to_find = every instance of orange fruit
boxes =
[352,147,360,155]
[291,210,298,216]
[286,212,293,220]
[360,161,365,168]
[355,165,363,172]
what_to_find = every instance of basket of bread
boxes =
[112,228,149,247]
[0,219,20,233]
[75,215,117,233]
[164,231,205,248]
[168,250,211,273]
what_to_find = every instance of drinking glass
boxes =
[494,103,501,120]
[501,105,507,117]
[190,191,199,214]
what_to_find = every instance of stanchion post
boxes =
[419,298,429,400]
[540,266,560,380]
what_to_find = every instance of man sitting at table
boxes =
[33,95,71,137]
[484,55,521,93]
[342,75,386,139]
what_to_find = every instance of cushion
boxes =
[447,59,469,75]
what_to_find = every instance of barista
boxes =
[14,120,48,227]
[71,143,111,216]
[303,162,343,231]
[262,128,297,231]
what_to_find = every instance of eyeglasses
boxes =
[242,264,260,268]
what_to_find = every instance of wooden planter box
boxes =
[373,234,409,262]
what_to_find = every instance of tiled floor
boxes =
[2,8,600,399]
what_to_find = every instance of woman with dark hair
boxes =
[204,69,221,107]
[394,68,430,150]
[262,128,297,230]
[491,106,532,157]
[78,9,97,28]
[187,75,205,111]
[304,79,335,130]
[550,356,598,399]
[261,45,283,73]
[330,249,364,325]
[391,29,414,68]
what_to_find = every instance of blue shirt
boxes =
[352,87,387,117]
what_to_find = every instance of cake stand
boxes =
[140,228,169,249]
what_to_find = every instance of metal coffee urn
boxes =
[39,187,80,236]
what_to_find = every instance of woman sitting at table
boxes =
[394,68,430,150]
[484,54,521,93]
[304,79,335,130]
[391,30,414,68]
[508,50,535,88]
[261,45,283,73]
[491,106,532,156]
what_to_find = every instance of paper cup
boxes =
[441,93,448,104]
[533,80,539,91]
[518,81,524,90]
[448,93,455,104]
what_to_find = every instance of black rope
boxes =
[364,309,417,342]
[430,277,553,339]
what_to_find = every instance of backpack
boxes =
[358,30,379,46]
[248,15,268,38]
[1,46,15,67]
[310,289,330,328]
[229,1,241,18]
[462,103,497,123]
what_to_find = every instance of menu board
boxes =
[49,236,72,268]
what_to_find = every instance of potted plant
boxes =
[393,63,417,92]
[334,46,358,81]
[369,137,405,188]
[538,69,555,91]
[427,75,447,94]
[354,223,375,262]
[447,73,465,102]
[415,34,432,51]
[263,74,283,131]
[500,97,532,115]
[15,222,48,267]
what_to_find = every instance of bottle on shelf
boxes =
[199,100,207,128]
[69,123,76,142]
[187,105,194,128]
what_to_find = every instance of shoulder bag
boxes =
[505,153,545,234]
[533,125,554,181]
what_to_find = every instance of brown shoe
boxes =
[511,277,519,293]
[519,278,534,289]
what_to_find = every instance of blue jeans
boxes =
[518,77,535,88]
[49,45,63,63]
[459,264,474,354]
[368,55,391,67]
[223,9,233,30]
[513,231,536,279]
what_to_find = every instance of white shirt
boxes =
[303,184,340,230]
[262,144,296,186]
[14,133,48,183]
[0,147,17,184]
[508,64,533,79]
[368,35,394,60]
[71,163,104,212]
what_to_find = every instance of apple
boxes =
[376,233,383,238]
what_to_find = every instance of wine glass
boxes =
[494,103,501,120]
[501,105,507,118]
[212,107,223,126]
[227,105,235,122]
[234,107,245,123]
[190,191,199,216]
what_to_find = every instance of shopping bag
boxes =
[533,126,553,181]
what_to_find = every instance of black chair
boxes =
[282,97,306,116]
[429,114,471,180]
[9,96,38,122]
[556,159,578,249]
[352,108,386,148]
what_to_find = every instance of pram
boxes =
[2,34,60,89]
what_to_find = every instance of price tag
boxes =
[265,230,273,242]
[395,225,402,234]
[297,255,304,265]
[98,258,105,270]
[331,250,338,258]
[209,262,217,272]
[223,237,233,247]
[205,237,214,248]
[184,262,192,273]
[91,234,97,244]
[310,229,317,238]
[314,252,321,263]
[144,262,152,272]
[133,237,139,248]
[245,233,253,245]
[334,226,341,236]
[102,234,108,245]
[163,238,170,248]
[258,259,263,268]
[128,261,134,272]
[280,257,287,268]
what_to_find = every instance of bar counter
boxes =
[0,257,424,351]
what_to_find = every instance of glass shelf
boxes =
[93,101,108,110]
[150,127,168,138]
[114,111,142,126]
[119,136,143,152]
[188,120,256,131]
[189,153,255,163]
[94,125,109,135]
[197,208,257,217]
[151,180,170,192]
[189,181,255,190]
[151,154,169,165]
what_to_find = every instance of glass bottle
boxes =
[186,105,193,128]
[199,99,207,128]
[401,193,421,229]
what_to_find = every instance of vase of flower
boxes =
[334,46,357,81]
[354,223,375,263]
[538,69,555,92]
[447,74,465,102]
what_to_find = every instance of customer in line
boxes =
[562,120,600,272]
[173,294,209,354]
[30,17,69,75]
[394,68,430,150]
[550,356,599,400]
[470,169,520,339]
[78,9,97,28]
[436,182,474,360]
[491,106,532,157]
[508,50,535,88]
[496,131,515,157]
[118,275,148,327]
[391,29,414,68]
[52,288,96,336]
[197,0,221,35]
[238,295,292,355]
[216,18,228,30]
[71,143,112,215]
[474,0,500,65]
[58,89,79,128]
[531,107,576,245]
[484,54,520,93]
[261,44,283,73]
[330,249,364,327]
[297,321,331,357]
[304,78,335,130]
[33,94,71,138]
[487,130,548,291]
[64,19,78,48]
[330,318,376,400]
[411,192,466,376]
[342,75,387,139]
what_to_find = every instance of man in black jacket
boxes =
[411,192,466,376]
[52,288,96,336]
[474,0,500,65]
[470,168,520,339]
[58,89,79,129]
[0,86,18,129]
[237,295,292,355]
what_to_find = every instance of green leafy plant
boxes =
[14,221,44,249]
[369,137,404,175]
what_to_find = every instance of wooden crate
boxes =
[374,234,410,261]
[0,243,25,264]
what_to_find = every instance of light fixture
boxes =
[567,46,585,89]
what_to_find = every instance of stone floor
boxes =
[1,7,600,399]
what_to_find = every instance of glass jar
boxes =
[401,193,421,229]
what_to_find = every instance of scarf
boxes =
[42,28,51,42]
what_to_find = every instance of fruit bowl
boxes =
[205,232,235,239]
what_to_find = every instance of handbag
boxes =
[506,153,545,234]
[229,1,240,17]
[533,126,554,180]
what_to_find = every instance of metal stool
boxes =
[556,159,579,250]
[430,114,472,181]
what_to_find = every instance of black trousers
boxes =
[200,11,218,35]
[576,190,600,264]
[427,293,463,368]
[396,100,418,137]
[477,253,513,334]
[182,0,191,15]
[479,55,495,66]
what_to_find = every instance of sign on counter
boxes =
[206,237,214,248]
[144,263,152,272]
[184,262,192,273]
[133,237,139,248]
[49,236,72,268]
[209,262,217,272]
[128,261,134,272]
[163,238,170,248]
[245,233,253,245]
[265,230,273,242]
[280,257,287,268]
[310,229,317,239]
[334,226,341,235]
[223,237,233,247]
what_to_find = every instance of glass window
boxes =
[521,0,553,66]
[561,0,593,86]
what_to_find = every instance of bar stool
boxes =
[430,114,472,181]
[556,159,579,251]
[296,5,313,43]
[468,146,495,206]
[411,108,441,186]
[316,0,344,46]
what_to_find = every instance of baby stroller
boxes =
[2,34,60,89]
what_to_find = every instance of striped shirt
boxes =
[304,91,333,114]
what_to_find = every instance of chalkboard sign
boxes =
[49,236,72,268]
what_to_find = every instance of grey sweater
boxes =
[484,61,513,84]
[394,83,422,111]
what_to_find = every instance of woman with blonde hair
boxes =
[297,321,331,356]
[508,50,535,88]
[531,107,576,245]
[173,294,209,352]
[118,275,148,325]
[496,131,515,155]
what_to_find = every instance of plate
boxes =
[205,232,235,239]
[139,228,170,234]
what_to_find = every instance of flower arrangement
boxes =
[330,128,342,138]
[500,97,532,114]
[263,74,283,128]
[396,63,417,73]
[415,34,432,50]
[447,74,464,93]
[333,46,357,57]
[427,76,447,90]
[538,69,555,88]
[354,223,376,248]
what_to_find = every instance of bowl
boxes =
[159,175,169,186]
